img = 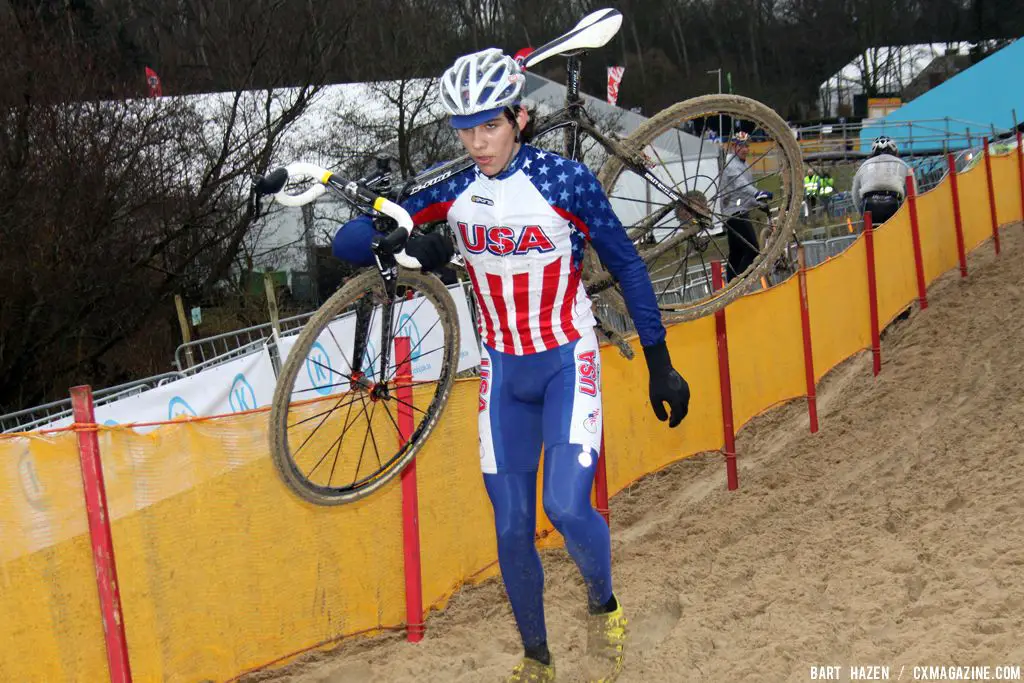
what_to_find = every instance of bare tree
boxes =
[0,0,350,411]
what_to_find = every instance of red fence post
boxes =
[395,337,424,643]
[710,262,738,491]
[905,172,928,310]
[982,137,1001,255]
[70,386,133,683]
[864,212,882,377]
[594,429,610,526]
[946,152,969,278]
[795,247,819,433]
[1017,130,1024,223]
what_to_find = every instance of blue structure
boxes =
[860,39,1023,155]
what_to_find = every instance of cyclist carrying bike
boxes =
[851,135,911,226]
[332,47,691,682]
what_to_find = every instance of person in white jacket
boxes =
[851,136,912,225]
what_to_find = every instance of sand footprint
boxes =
[629,596,683,654]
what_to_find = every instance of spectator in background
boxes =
[819,171,835,217]
[852,136,911,226]
[720,131,772,282]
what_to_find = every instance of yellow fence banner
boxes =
[1,146,1022,682]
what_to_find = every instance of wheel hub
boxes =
[369,383,390,402]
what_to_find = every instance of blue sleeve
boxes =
[331,214,378,267]
[568,163,666,348]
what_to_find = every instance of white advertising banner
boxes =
[28,282,481,432]
[39,344,277,432]
[276,282,481,398]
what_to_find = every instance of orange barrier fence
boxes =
[1,146,1023,683]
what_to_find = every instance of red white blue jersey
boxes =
[403,144,665,355]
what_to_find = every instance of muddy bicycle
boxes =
[255,7,803,505]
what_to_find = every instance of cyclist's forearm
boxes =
[593,243,666,348]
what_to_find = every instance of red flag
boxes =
[145,66,163,98]
[607,66,625,106]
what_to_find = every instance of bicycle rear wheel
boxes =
[269,269,460,506]
[594,94,803,322]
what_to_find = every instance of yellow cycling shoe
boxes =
[583,602,627,682]
[506,656,556,682]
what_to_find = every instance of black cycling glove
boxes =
[404,231,455,273]
[643,340,691,428]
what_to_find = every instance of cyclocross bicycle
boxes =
[255,7,803,505]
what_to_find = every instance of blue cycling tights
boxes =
[483,449,613,649]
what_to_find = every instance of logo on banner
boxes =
[18,449,49,511]
[229,373,257,412]
[306,342,334,396]
[168,396,197,420]
[395,314,423,362]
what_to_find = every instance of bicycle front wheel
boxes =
[269,269,461,506]
[594,93,803,322]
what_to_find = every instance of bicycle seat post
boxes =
[564,54,585,161]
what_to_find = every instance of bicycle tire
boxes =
[269,269,460,506]
[594,93,803,324]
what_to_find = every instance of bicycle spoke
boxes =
[708,234,731,266]
[390,317,444,372]
[647,144,681,196]
[676,129,691,192]
[327,322,357,382]
[291,379,354,396]
[714,215,761,254]
[325,407,349,487]
[307,356,353,383]
[379,398,403,441]
[305,393,370,479]
[387,346,446,373]
[351,398,378,488]
[697,249,713,296]
[366,404,384,472]
[289,392,362,433]
[388,392,428,416]
[659,254,689,302]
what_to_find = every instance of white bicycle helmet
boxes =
[439,48,525,129]
[871,135,899,156]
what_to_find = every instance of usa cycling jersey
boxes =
[402,144,665,355]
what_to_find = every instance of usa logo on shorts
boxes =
[576,349,598,396]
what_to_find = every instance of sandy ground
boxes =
[246,225,1024,683]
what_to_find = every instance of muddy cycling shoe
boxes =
[583,602,627,682]
[506,656,556,682]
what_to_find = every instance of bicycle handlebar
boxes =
[259,161,422,271]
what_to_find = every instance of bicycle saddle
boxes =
[521,8,622,69]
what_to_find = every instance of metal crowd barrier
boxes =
[0,372,184,433]
[173,311,315,371]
